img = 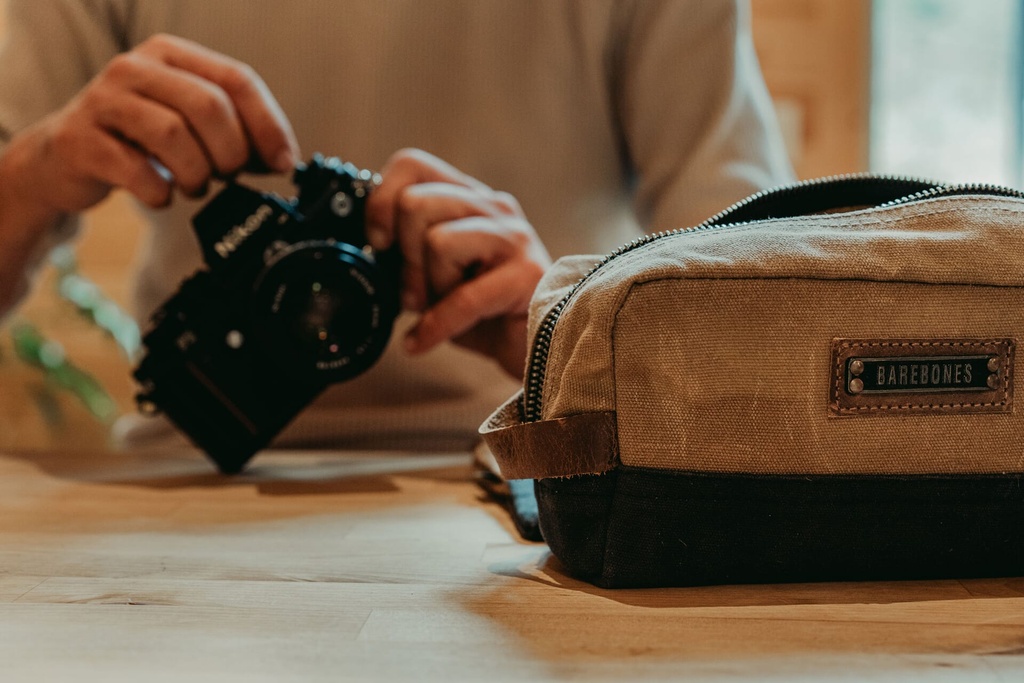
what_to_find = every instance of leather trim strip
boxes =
[480,392,618,479]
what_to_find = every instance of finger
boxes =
[366,148,493,249]
[423,215,521,297]
[452,315,529,379]
[395,183,505,311]
[491,190,524,217]
[75,128,173,208]
[405,262,537,354]
[423,216,551,301]
[138,34,299,173]
[94,91,213,197]
[105,52,250,176]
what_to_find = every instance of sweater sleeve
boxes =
[612,0,795,230]
[0,0,130,140]
[0,0,131,314]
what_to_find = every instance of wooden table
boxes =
[2,447,1023,682]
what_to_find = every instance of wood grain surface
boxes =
[1,446,1023,682]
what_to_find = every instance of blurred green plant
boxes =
[9,320,118,423]
[2,245,139,429]
[51,244,140,358]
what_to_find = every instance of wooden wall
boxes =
[753,0,872,177]
[0,0,872,451]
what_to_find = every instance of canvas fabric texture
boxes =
[534,195,1024,474]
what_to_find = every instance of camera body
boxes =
[134,156,400,473]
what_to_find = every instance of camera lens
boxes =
[251,241,397,382]
[281,270,370,360]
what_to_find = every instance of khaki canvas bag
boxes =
[481,176,1024,588]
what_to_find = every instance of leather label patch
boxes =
[829,338,1015,416]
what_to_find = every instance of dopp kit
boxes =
[482,176,1024,588]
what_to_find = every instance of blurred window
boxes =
[871,0,1023,185]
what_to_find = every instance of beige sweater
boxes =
[0,0,792,450]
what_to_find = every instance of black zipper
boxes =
[522,174,1024,423]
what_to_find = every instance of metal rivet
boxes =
[226,330,245,349]
[849,378,864,394]
[988,357,1000,373]
[849,360,865,376]
[988,374,1000,390]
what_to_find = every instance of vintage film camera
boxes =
[134,155,400,472]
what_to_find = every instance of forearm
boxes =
[0,131,69,317]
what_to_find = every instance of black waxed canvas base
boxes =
[535,467,1024,588]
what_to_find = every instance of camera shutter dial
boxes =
[330,192,353,217]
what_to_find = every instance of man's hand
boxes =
[1,33,299,215]
[366,149,552,379]
[0,33,299,318]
